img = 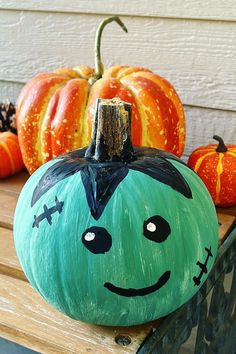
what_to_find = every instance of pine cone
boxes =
[0,102,17,134]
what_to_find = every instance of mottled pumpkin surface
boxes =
[14,149,218,326]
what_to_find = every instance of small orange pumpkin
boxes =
[0,132,24,178]
[188,135,236,207]
[16,16,185,175]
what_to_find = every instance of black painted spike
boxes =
[129,155,192,199]
[31,158,85,207]
[31,149,192,217]
[81,165,129,220]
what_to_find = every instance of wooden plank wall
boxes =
[0,0,235,159]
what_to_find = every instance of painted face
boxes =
[14,148,218,326]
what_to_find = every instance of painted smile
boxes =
[104,270,171,297]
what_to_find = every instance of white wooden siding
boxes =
[184,107,236,158]
[0,2,235,158]
[1,0,236,21]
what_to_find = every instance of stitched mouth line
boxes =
[193,246,213,286]
[104,270,171,297]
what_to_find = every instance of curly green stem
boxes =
[94,16,128,81]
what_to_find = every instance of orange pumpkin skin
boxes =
[16,65,185,174]
[188,136,236,207]
[0,132,24,178]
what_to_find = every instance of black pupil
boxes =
[143,215,171,243]
[82,226,112,254]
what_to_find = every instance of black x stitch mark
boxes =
[193,247,213,286]
[32,197,64,228]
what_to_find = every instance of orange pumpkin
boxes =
[16,16,185,175]
[0,132,24,178]
[188,135,236,207]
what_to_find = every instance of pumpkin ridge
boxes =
[115,67,152,80]
[17,74,71,117]
[85,77,144,146]
[120,78,158,147]
[73,66,95,80]
[17,76,70,173]
[121,74,179,152]
[117,80,144,146]
[36,82,69,164]
[50,78,90,155]
[131,71,185,155]
[80,82,93,147]
[193,151,215,173]
[215,153,224,205]
[41,89,61,163]
[102,66,128,78]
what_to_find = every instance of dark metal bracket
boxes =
[138,226,236,354]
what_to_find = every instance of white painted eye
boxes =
[84,232,96,241]
[146,222,156,232]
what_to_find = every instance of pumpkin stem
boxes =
[85,98,134,162]
[92,16,128,82]
[213,135,228,153]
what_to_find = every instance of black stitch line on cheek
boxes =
[32,197,64,228]
[193,246,213,286]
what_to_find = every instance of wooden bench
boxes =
[0,171,236,353]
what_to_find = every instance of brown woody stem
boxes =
[213,135,228,153]
[85,98,134,162]
[92,16,128,82]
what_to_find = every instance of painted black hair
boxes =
[31,147,192,220]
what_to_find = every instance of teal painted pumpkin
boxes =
[14,99,218,326]
[14,148,218,326]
